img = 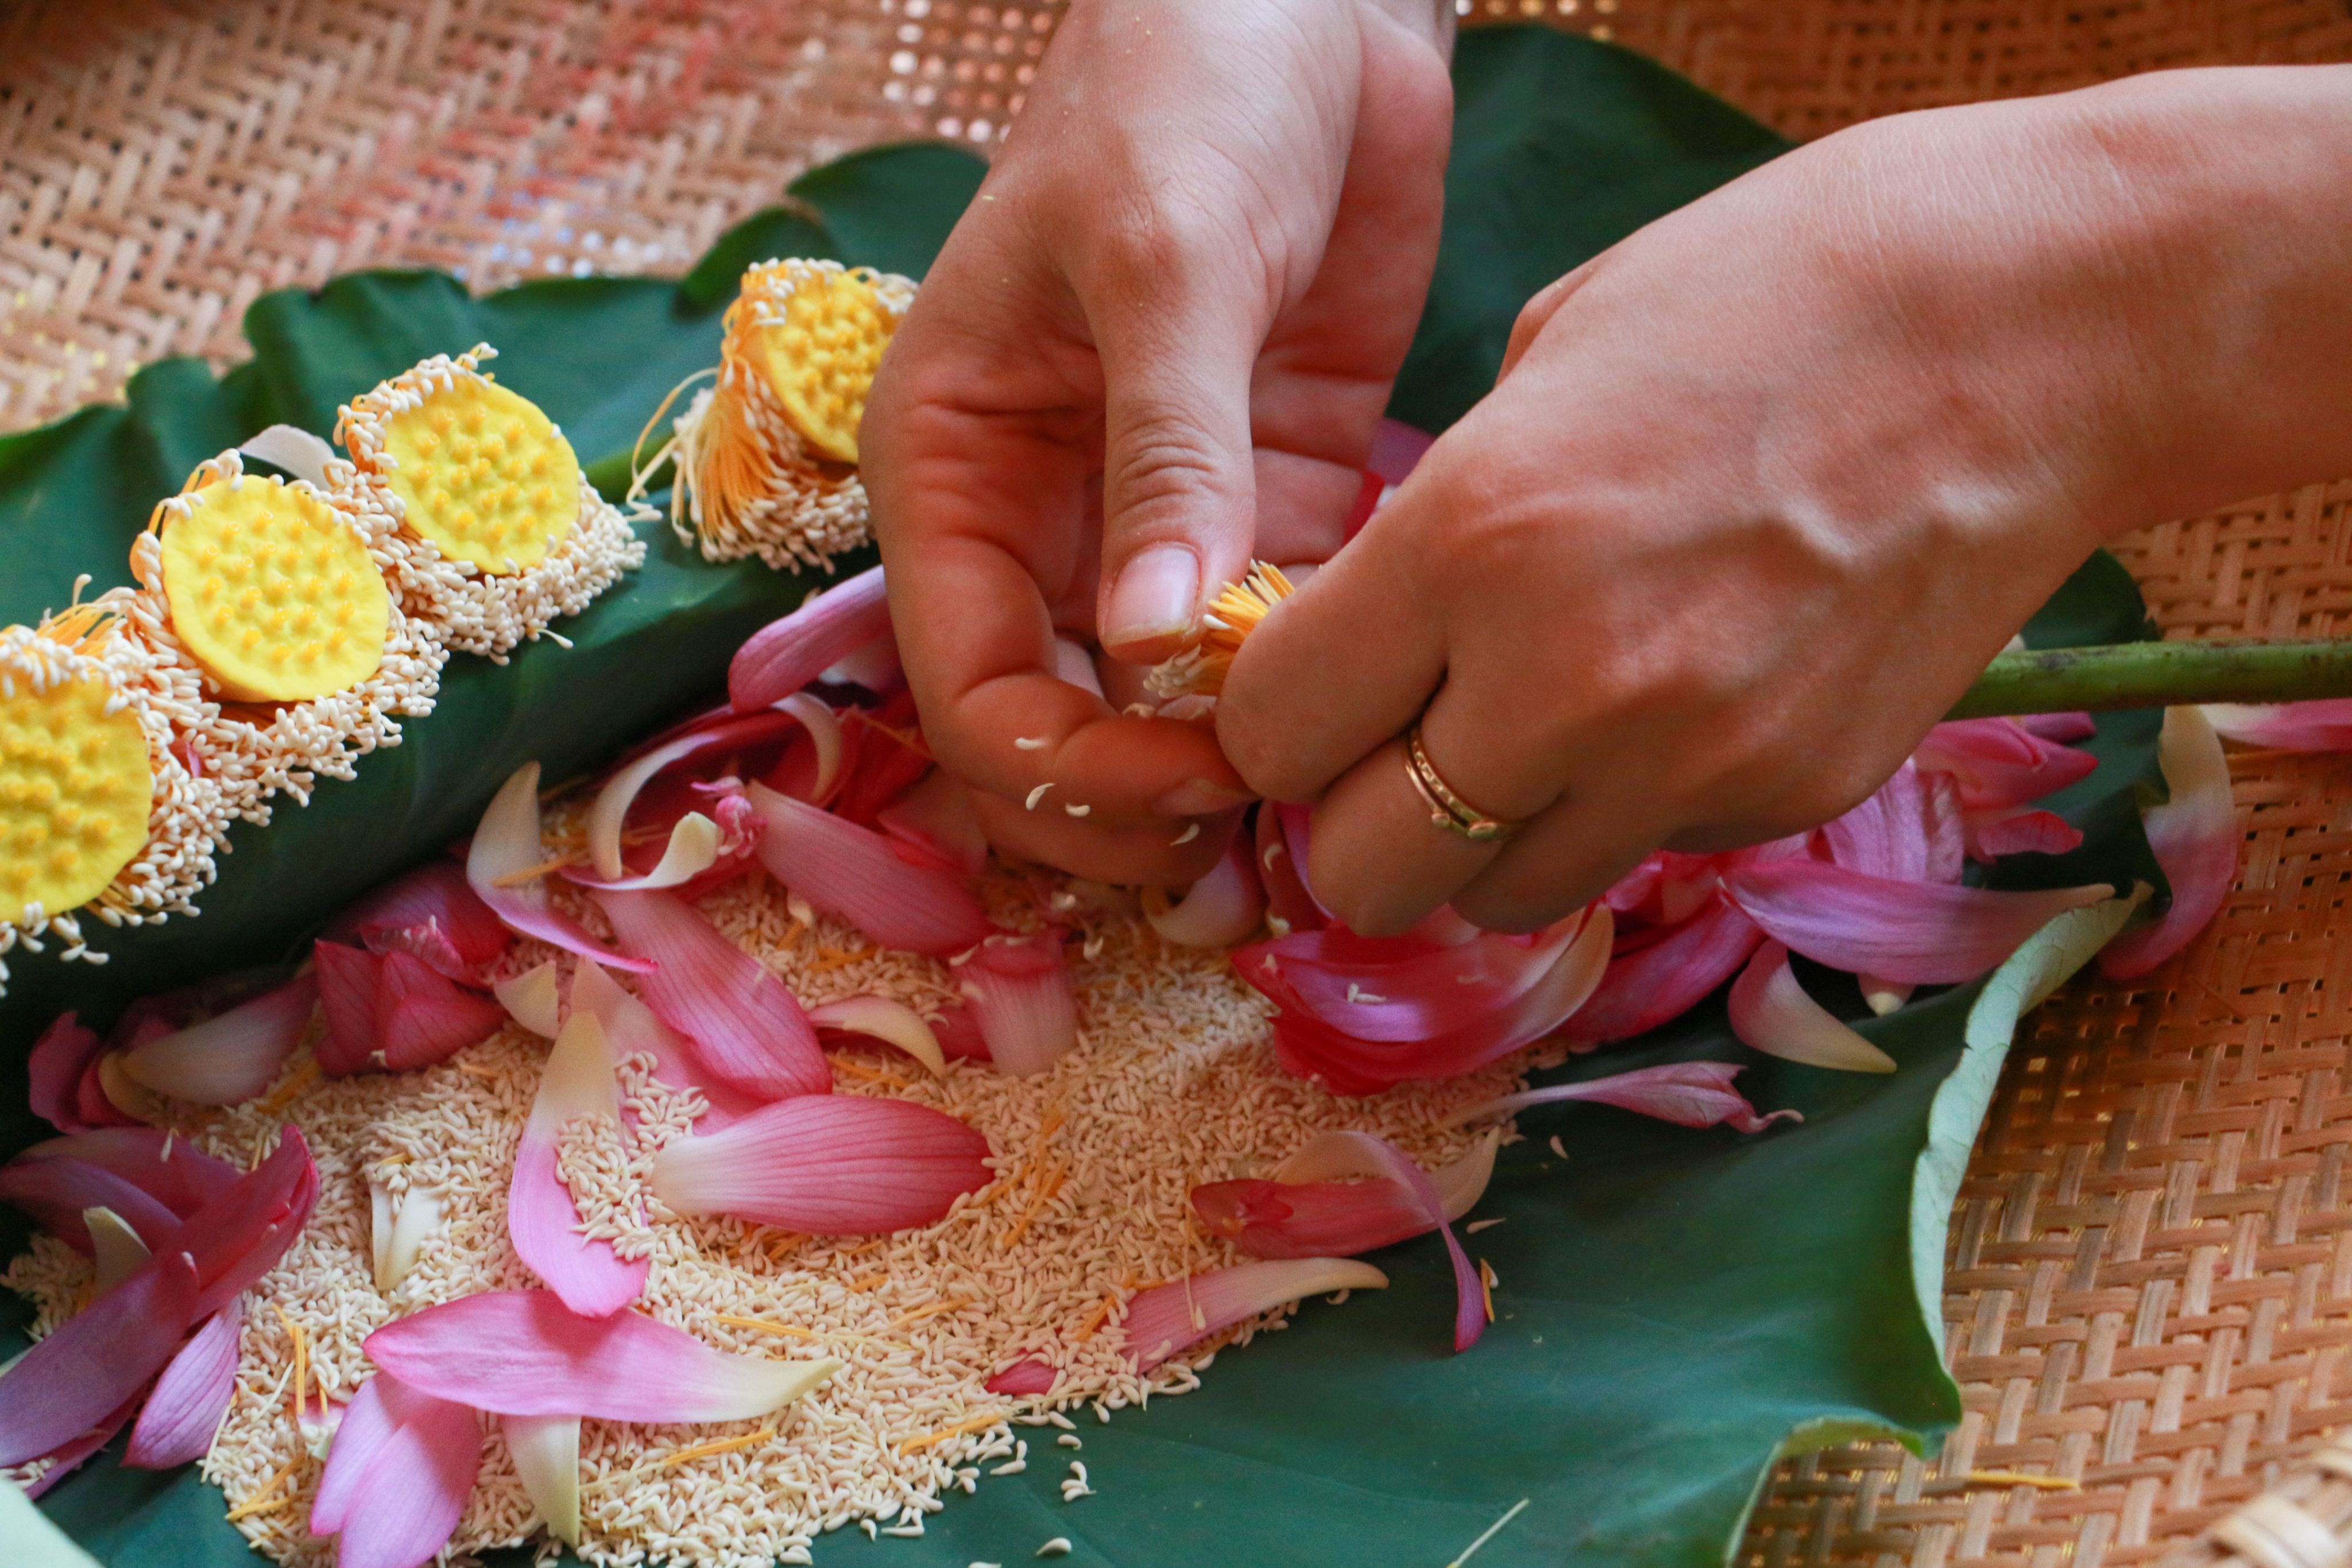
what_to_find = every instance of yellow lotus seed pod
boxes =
[160,478,389,702]
[746,266,898,464]
[0,661,152,923]
[378,379,582,575]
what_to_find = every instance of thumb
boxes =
[1088,262,1264,663]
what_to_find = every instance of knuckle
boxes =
[1105,406,1231,517]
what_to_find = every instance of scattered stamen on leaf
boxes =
[1445,1497,1531,1568]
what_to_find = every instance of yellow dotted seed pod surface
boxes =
[752,269,897,465]
[0,673,154,922]
[379,378,583,575]
[160,478,391,703]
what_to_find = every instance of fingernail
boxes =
[1153,778,1255,816]
[1101,545,1200,652]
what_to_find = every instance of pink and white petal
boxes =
[84,1205,151,1292]
[331,860,511,978]
[0,1157,181,1252]
[729,563,892,713]
[2100,705,2239,979]
[1722,861,2111,985]
[364,1291,840,1422]
[1120,1259,1388,1372]
[810,996,947,1077]
[2017,711,2098,742]
[1561,899,1763,1044]
[311,940,385,1076]
[2202,698,2352,753]
[467,764,655,973]
[124,1302,242,1469]
[501,1413,582,1545]
[650,1095,991,1233]
[118,974,318,1107]
[1270,1130,1498,1223]
[316,1375,484,1568]
[876,769,989,876]
[310,1373,398,1536]
[12,1126,238,1217]
[984,1359,1058,1397]
[1146,833,1265,950]
[1965,808,2084,861]
[584,707,817,880]
[17,1389,142,1499]
[1727,942,1896,1074]
[0,1248,198,1466]
[567,959,768,1131]
[1239,915,1588,1045]
[1453,1061,1799,1135]
[177,1128,320,1318]
[956,931,1077,1077]
[590,889,830,1101]
[566,811,721,892]
[1913,718,2098,812]
[744,782,992,957]
[28,1013,108,1135]
[495,960,564,1037]
[1192,1176,1433,1259]
[375,953,508,1073]
[510,1011,648,1317]
[1820,762,1936,882]
[1271,1131,1484,1350]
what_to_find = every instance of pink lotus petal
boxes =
[1966,807,2084,860]
[312,940,384,1075]
[730,563,892,712]
[1727,942,1896,1073]
[568,959,768,1132]
[502,1412,582,1546]
[13,1126,238,1217]
[496,960,563,1037]
[1196,1133,1498,1271]
[876,768,989,876]
[311,1373,483,1568]
[125,1301,242,1468]
[1241,914,1592,1045]
[1821,762,1940,883]
[956,930,1076,1077]
[29,1012,127,1135]
[929,1002,991,1064]
[590,889,831,1100]
[1146,831,1265,949]
[1121,1258,1388,1372]
[376,951,508,1071]
[2018,711,2098,742]
[19,1389,142,1499]
[743,781,992,957]
[651,1094,991,1233]
[566,811,722,892]
[83,1203,153,1291]
[510,1010,649,1316]
[985,1358,1058,1396]
[175,1126,319,1319]
[1913,717,2098,813]
[365,1291,841,1421]
[0,1248,198,1466]
[1723,860,2112,984]
[332,860,511,982]
[582,704,826,881]
[822,631,905,693]
[2102,706,2238,978]
[119,974,318,1106]
[1457,1061,1800,1135]
[2202,698,2352,752]
[468,763,655,973]
[1246,908,1614,1095]
[1368,418,1435,486]
[0,1156,180,1253]
[810,996,947,1077]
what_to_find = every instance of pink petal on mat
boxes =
[651,1094,992,1233]
[176,1127,319,1319]
[1454,1061,1800,1135]
[125,1301,242,1468]
[1913,717,2097,812]
[510,1010,649,1317]
[929,1002,991,1064]
[19,1389,142,1499]
[467,762,655,973]
[1240,913,1592,1045]
[1121,1258,1388,1373]
[365,1291,841,1421]
[567,811,722,892]
[2102,706,2239,979]
[743,781,992,957]
[119,973,318,1106]
[1145,831,1264,950]
[590,888,831,1100]
[1727,942,1896,1073]
[730,563,892,712]
[810,996,948,1077]
[311,1373,484,1568]
[29,1012,129,1135]
[1820,762,1939,883]
[14,1126,238,1217]
[581,703,826,881]
[1259,1131,1486,1350]
[377,951,507,1071]
[1723,860,2111,985]
[0,1156,180,1252]
[876,768,990,876]
[568,959,767,1131]
[0,1248,198,1466]
[2202,698,2352,753]
[1966,807,2084,860]
[331,860,511,982]
[1196,1132,1497,1260]
[312,939,385,1075]
[985,1359,1059,1396]
[956,930,1077,1077]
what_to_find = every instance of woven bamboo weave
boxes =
[9,5,2352,1568]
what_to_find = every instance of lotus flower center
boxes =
[379,377,582,575]
[0,668,151,920]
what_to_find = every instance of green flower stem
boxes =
[1950,639,2352,718]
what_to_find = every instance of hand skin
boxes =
[862,0,1456,883]
[1216,64,2352,935]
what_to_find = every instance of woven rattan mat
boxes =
[11,4,2352,1567]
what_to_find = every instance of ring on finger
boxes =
[1404,723,1524,844]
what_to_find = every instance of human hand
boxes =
[862,0,1454,883]
[1217,67,2352,935]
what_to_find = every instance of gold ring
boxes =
[1404,723,1521,843]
